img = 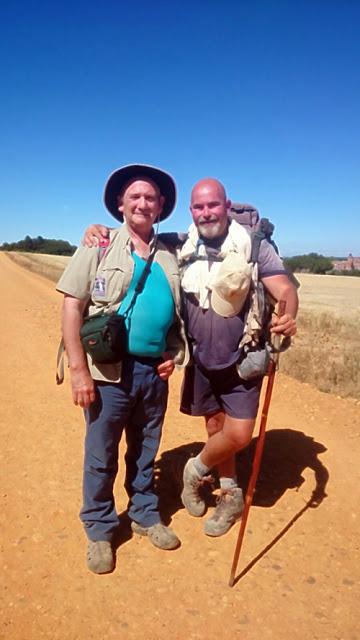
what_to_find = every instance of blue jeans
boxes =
[80,356,168,541]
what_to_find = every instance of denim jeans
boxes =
[80,355,168,541]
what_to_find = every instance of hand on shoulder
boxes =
[83,224,111,247]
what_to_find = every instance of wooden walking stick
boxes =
[228,300,287,587]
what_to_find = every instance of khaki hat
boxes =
[210,253,252,318]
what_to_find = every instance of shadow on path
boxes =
[155,428,329,525]
[231,497,317,586]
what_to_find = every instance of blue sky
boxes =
[1,1,359,256]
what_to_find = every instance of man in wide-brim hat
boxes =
[57,164,189,574]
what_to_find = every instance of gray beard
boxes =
[197,221,225,239]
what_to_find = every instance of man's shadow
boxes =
[114,428,329,560]
[154,428,329,524]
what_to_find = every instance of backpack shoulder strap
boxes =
[250,217,278,263]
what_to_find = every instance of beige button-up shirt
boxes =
[57,224,189,382]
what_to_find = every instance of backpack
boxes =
[229,203,292,377]
[229,202,279,262]
[160,203,289,379]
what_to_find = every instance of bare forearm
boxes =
[62,300,88,372]
[61,296,95,408]
[262,275,299,337]
[275,280,298,319]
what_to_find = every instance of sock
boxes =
[219,477,238,491]
[193,454,210,477]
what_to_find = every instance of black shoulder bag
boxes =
[80,248,156,365]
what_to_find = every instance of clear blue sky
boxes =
[1,0,359,257]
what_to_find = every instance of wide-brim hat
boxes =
[103,164,176,222]
[210,253,253,318]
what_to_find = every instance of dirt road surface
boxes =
[1,253,359,640]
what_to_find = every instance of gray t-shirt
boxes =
[184,239,285,370]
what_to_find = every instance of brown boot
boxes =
[204,488,244,537]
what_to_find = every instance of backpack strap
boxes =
[180,253,224,267]
[250,217,278,263]
[120,243,157,319]
[56,241,110,385]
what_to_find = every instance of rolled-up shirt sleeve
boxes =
[56,246,99,300]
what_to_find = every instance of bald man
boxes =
[178,179,297,536]
[84,178,298,538]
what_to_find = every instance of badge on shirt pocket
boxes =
[93,276,106,298]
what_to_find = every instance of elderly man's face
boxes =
[118,178,164,234]
[190,179,230,239]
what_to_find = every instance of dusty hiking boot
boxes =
[181,458,208,517]
[131,521,180,550]
[86,540,115,574]
[204,488,244,537]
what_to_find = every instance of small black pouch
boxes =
[80,313,127,364]
[79,243,157,366]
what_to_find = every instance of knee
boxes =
[224,419,255,451]
[227,432,252,451]
[205,413,224,437]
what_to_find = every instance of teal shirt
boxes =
[118,253,175,357]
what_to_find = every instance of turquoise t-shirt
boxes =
[118,253,175,357]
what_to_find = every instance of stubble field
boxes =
[281,273,360,399]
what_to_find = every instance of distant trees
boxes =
[0,236,76,256]
[284,253,334,274]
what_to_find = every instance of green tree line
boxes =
[283,253,333,274]
[0,235,76,256]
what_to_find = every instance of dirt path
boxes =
[1,253,359,640]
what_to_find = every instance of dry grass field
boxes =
[280,273,360,399]
[5,251,71,282]
[293,273,360,318]
[6,252,360,399]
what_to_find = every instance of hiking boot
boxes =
[204,488,244,537]
[131,521,180,550]
[86,540,115,574]
[181,458,207,517]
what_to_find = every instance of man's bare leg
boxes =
[205,412,236,481]
[183,415,255,535]
[201,415,256,470]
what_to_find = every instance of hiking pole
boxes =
[228,300,286,587]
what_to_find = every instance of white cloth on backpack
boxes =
[179,219,252,309]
